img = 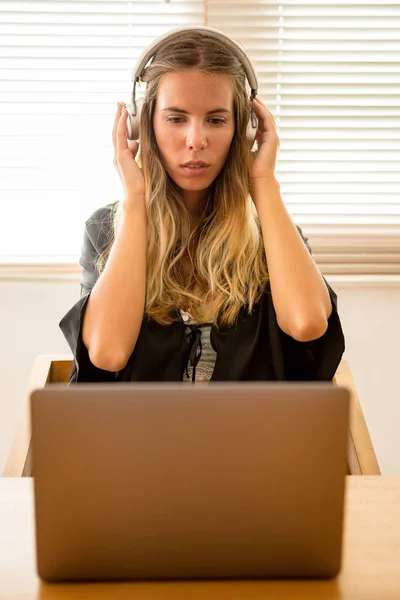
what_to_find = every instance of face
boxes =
[153,69,235,211]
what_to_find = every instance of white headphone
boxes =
[125,25,259,149]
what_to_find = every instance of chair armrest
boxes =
[333,359,381,475]
[2,355,73,477]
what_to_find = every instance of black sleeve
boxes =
[59,204,117,383]
[277,226,345,380]
[278,278,345,380]
[295,224,313,256]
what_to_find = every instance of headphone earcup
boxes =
[126,97,144,141]
[246,107,258,149]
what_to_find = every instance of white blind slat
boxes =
[0,1,204,258]
[210,1,400,226]
[1,0,399,275]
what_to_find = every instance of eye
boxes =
[166,117,226,126]
[166,117,185,124]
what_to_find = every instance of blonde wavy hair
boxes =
[96,30,269,328]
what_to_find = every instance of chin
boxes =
[175,175,213,188]
[167,169,217,195]
[179,176,215,190]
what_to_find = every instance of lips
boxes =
[181,163,210,176]
[181,161,209,168]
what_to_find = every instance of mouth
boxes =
[181,163,210,176]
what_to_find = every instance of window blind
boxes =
[0,0,204,261]
[1,0,399,274]
[208,0,400,274]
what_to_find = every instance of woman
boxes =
[60,29,345,384]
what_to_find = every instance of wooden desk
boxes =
[1,477,399,599]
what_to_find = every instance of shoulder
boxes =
[83,201,118,254]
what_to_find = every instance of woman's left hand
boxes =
[250,96,280,181]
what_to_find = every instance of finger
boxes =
[112,102,126,145]
[251,98,276,131]
[127,139,138,152]
[253,97,276,122]
[116,107,129,152]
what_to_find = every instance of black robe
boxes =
[59,203,345,384]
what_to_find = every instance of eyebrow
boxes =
[161,106,231,115]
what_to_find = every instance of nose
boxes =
[186,121,207,150]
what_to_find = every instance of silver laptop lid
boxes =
[31,383,349,582]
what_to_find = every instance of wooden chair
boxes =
[2,356,381,478]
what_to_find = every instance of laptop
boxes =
[30,382,349,582]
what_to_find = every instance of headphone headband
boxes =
[126,26,259,147]
[132,25,258,96]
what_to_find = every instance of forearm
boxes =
[82,198,147,371]
[252,177,332,341]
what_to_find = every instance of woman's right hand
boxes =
[112,102,145,203]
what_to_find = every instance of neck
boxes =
[182,191,206,220]
[181,180,216,218]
